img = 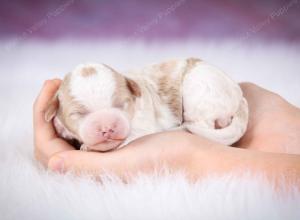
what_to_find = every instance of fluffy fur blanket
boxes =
[0,40,299,220]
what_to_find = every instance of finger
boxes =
[33,79,61,141]
[34,79,61,117]
[33,79,75,166]
[239,82,262,101]
[239,82,278,104]
[48,149,139,179]
[36,138,76,167]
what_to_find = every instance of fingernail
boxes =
[48,156,65,173]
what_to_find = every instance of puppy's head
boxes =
[45,63,141,151]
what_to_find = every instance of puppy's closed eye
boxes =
[69,110,88,120]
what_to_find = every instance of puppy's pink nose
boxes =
[100,127,114,139]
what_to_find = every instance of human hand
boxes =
[236,83,300,153]
[34,80,300,181]
[33,79,75,167]
[33,80,212,177]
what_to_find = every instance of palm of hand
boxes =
[34,80,300,177]
[236,83,300,154]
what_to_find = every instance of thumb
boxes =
[47,150,135,178]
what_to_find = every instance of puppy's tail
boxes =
[184,98,249,145]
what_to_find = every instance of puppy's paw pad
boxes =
[80,144,89,151]
[214,116,233,129]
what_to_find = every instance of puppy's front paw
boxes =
[214,115,233,129]
[80,144,89,151]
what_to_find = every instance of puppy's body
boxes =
[45,58,248,151]
[127,58,248,146]
[124,60,185,144]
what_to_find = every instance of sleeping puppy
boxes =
[45,58,248,151]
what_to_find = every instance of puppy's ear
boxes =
[44,93,59,122]
[126,78,141,97]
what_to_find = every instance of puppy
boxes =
[45,58,248,151]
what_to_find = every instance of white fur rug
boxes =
[0,40,299,220]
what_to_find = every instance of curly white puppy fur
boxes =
[45,58,248,151]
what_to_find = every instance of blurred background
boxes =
[0,0,299,116]
[0,0,300,42]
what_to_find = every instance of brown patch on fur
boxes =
[103,64,141,97]
[153,58,202,123]
[159,60,181,74]
[108,66,137,119]
[81,67,97,77]
[126,78,141,97]
[157,74,183,122]
[152,60,186,123]
[183,58,202,77]
[186,57,202,67]
[56,73,87,140]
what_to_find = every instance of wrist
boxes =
[187,135,251,182]
[184,135,225,180]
